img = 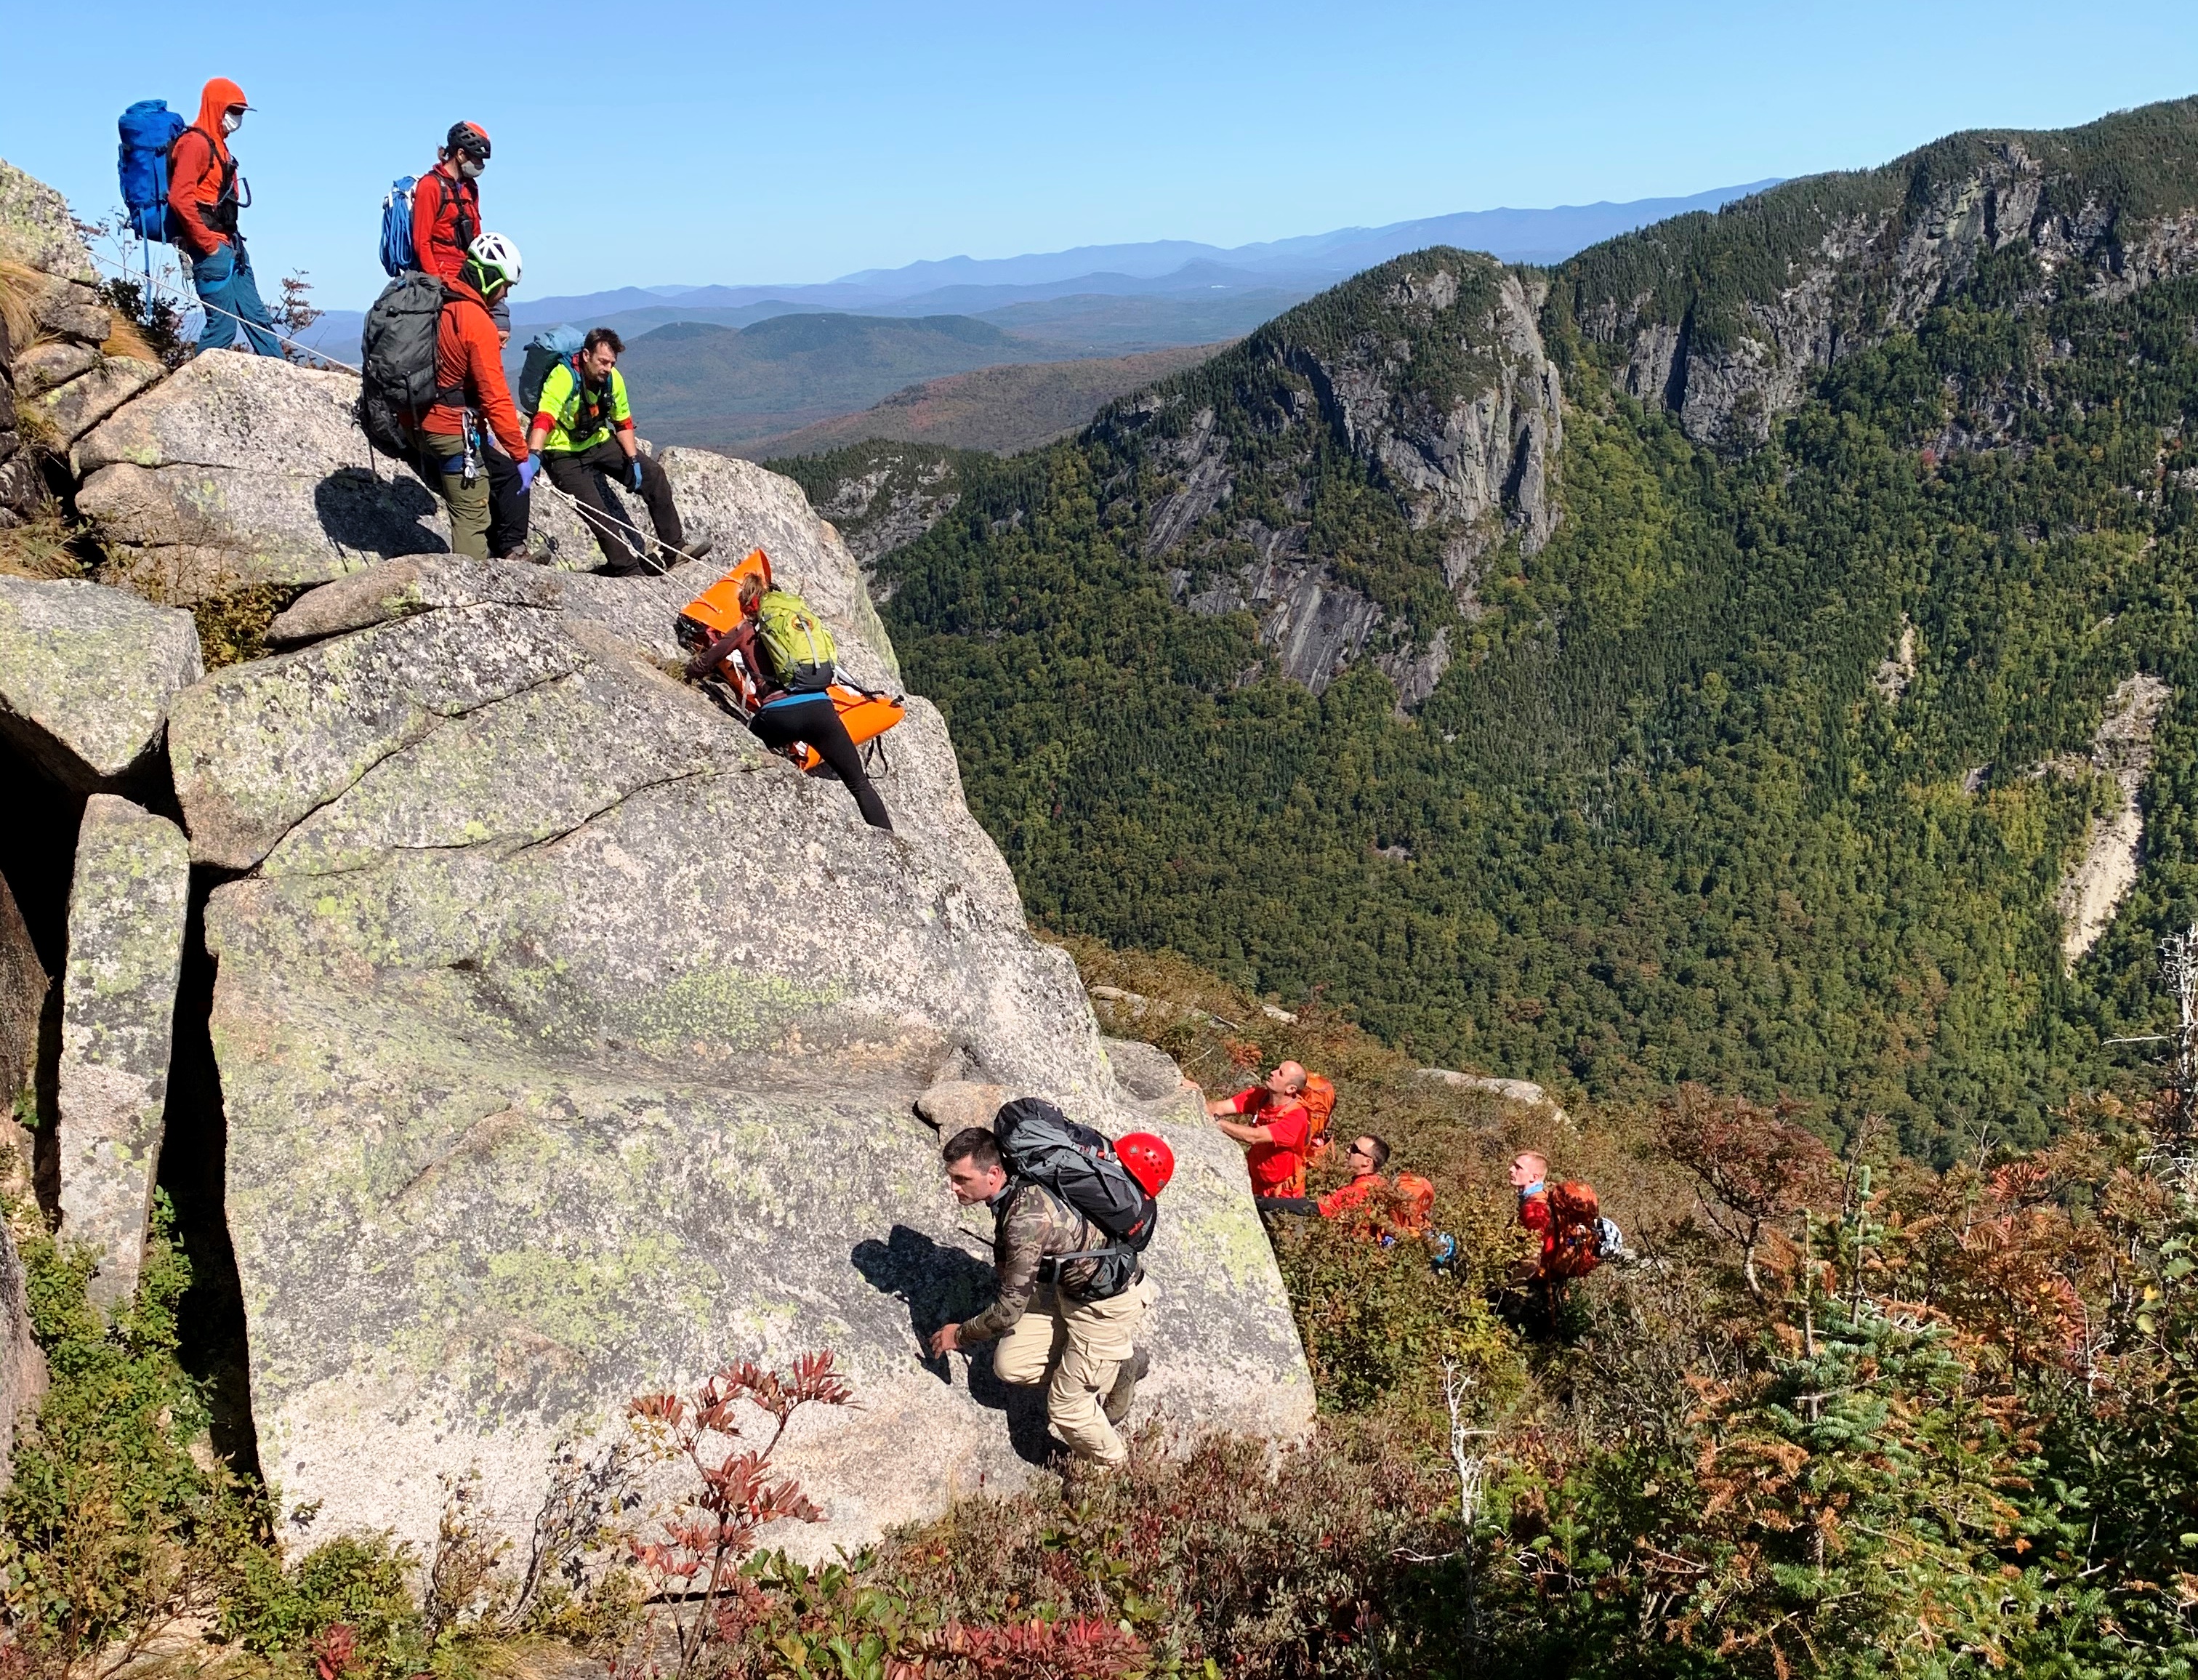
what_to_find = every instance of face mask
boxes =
[458,156,484,181]
[222,110,244,135]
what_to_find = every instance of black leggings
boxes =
[749,695,893,831]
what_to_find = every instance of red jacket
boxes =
[1518,1186,1558,1263]
[1223,1088,1311,1195]
[422,279,528,457]
[167,78,248,259]
[1317,1173,1385,1220]
[411,164,479,284]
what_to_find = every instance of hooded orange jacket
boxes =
[167,78,247,259]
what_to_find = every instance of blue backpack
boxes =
[379,176,419,277]
[518,325,587,420]
[117,100,188,243]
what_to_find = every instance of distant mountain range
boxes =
[293,180,1777,363]
[736,342,1230,461]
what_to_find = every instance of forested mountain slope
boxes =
[877,97,2198,1157]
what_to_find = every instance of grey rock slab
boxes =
[0,1218,47,1489]
[33,357,163,449]
[267,555,560,646]
[200,595,1306,1559]
[31,281,112,347]
[0,872,46,1106]
[913,1080,1010,1136]
[67,358,869,610]
[259,640,758,877]
[169,601,590,870]
[14,342,97,396]
[0,577,205,792]
[57,795,190,1312]
[263,455,906,690]
[0,160,94,281]
[1102,1037,1185,1101]
[74,355,452,601]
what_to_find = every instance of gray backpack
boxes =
[994,1098,1156,1302]
[357,271,468,459]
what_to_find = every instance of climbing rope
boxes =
[78,245,716,575]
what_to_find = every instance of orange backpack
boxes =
[1273,1074,1337,1196]
[1390,1173,1435,1237]
[1300,1074,1336,1157]
[1542,1180,1606,1279]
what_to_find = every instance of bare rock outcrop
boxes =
[2059,674,2173,965]
[56,795,191,1311]
[170,513,1306,1559]
[1130,253,1561,699]
[0,578,204,791]
[0,875,43,1108]
[2,156,163,520]
[1571,137,2198,447]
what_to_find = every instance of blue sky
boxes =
[7,1,2195,309]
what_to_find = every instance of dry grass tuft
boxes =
[0,259,40,359]
[101,313,159,364]
[0,499,84,579]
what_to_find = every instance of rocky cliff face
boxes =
[1555,102,2198,446]
[0,151,1310,1543]
[1108,254,1561,696]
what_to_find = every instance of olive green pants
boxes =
[991,1274,1154,1466]
[419,430,491,559]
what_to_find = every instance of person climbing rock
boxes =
[414,233,533,561]
[1209,1061,1314,1197]
[166,78,281,357]
[683,571,893,831]
[527,329,701,576]
[927,1125,1164,1467]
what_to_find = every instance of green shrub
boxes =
[1270,1214,1519,1418]
[0,1201,256,1672]
[220,1532,425,1671]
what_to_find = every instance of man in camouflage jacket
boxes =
[928,1125,1154,1465]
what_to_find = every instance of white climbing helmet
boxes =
[464,231,523,292]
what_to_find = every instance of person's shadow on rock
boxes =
[850,1225,1054,1466]
[314,467,445,558]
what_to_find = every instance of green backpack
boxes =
[753,588,838,691]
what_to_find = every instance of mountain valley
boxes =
[870,97,2198,1158]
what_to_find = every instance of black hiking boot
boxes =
[682,539,713,565]
[1103,1348,1149,1428]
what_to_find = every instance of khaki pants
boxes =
[420,430,490,559]
[991,1274,1155,1466]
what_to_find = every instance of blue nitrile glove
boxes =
[625,456,645,493]
[517,453,539,493]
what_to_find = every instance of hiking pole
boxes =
[83,249,720,574]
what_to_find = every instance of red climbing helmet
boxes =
[1116,1132,1175,1199]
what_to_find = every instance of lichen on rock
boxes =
[56,795,191,1311]
[181,518,1305,1559]
[0,576,204,792]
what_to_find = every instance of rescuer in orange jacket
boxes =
[413,233,533,560]
[166,77,281,356]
